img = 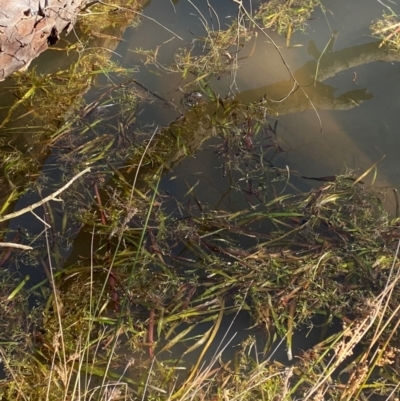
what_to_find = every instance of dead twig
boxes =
[0,167,91,223]
[0,243,33,250]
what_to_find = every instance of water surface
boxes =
[0,0,399,383]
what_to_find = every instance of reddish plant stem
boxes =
[148,308,155,359]
[93,182,107,226]
[93,182,119,311]
[108,272,120,312]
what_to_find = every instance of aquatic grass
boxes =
[256,0,321,40]
[151,177,400,395]
[2,140,400,400]
[0,225,143,400]
[0,38,143,225]
[79,0,143,36]
[0,6,149,400]
[1,3,400,400]
[101,174,400,398]
[160,5,253,86]
[174,22,250,81]
[370,13,400,50]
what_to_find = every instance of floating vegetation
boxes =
[134,18,252,83]
[174,21,252,80]
[0,11,144,217]
[3,166,400,400]
[1,81,400,398]
[256,0,321,36]
[370,13,400,50]
[79,0,143,35]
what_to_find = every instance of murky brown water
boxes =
[116,0,400,212]
[2,0,400,213]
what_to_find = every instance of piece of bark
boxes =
[0,0,88,81]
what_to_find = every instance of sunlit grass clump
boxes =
[79,0,143,35]
[256,0,321,35]
[174,21,252,79]
[371,13,400,50]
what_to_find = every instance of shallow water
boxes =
[117,0,400,212]
[0,0,400,390]
[3,0,400,213]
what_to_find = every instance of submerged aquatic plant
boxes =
[3,162,400,400]
[2,35,400,396]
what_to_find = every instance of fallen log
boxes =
[0,0,88,81]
